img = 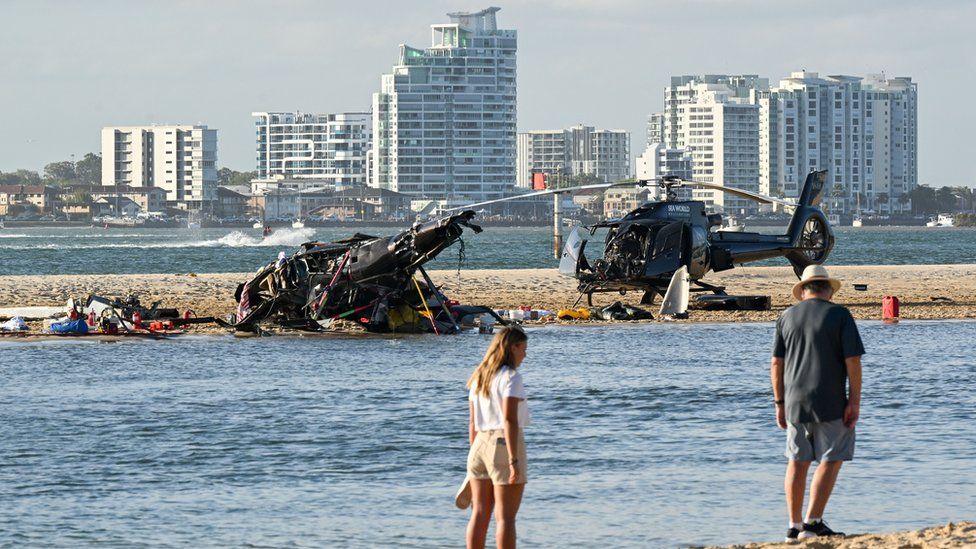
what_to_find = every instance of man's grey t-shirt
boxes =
[773,298,865,423]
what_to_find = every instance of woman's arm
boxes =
[469,400,476,445]
[502,396,521,484]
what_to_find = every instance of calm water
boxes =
[0,224,973,275]
[1,320,973,547]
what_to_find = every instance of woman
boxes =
[465,326,529,549]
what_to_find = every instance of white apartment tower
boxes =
[516,125,630,188]
[662,76,764,213]
[101,125,217,210]
[371,7,517,201]
[252,111,371,187]
[646,113,664,146]
[636,143,693,200]
[756,71,917,213]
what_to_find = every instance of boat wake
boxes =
[0,228,318,250]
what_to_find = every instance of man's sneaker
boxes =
[798,519,845,539]
[785,527,800,543]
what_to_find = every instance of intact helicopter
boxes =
[457,170,834,306]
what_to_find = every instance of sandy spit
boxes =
[702,521,976,548]
[0,265,974,333]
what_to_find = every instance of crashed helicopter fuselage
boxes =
[227,210,493,334]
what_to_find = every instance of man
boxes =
[771,265,864,543]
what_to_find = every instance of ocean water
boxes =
[1,320,973,547]
[0,224,973,276]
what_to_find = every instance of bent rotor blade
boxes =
[680,179,797,209]
[446,180,647,212]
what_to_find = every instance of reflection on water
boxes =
[0,320,973,546]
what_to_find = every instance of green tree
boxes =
[935,186,957,212]
[897,192,910,215]
[75,153,102,184]
[907,185,937,215]
[14,170,42,185]
[876,192,889,215]
[44,161,77,183]
[63,191,92,206]
[218,168,257,187]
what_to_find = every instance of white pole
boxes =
[553,192,562,259]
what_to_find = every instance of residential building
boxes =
[516,125,631,188]
[215,186,250,220]
[0,184,59,215]
[662,76,763,213]
[646,112,664,145]
[252,111,371,186]
[100,125,218,210]
[89,186,168,213]
[603,187,651,219]
[93,196,141,217]
[635,143,693,200]
[756,71,917,213]
[371,7,517,201]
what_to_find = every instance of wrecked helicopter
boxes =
[222,210,503,334]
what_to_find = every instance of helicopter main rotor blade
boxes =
[446,180,647,212]
[677,179,797,209]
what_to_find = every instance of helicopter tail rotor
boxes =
[784,172,833,278]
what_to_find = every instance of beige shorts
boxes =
[466,429,527,485]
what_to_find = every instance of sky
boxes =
[2,0,974,186]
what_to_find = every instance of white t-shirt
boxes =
[469,365,529,432]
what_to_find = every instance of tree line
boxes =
[0,153,102,186]
[0,155,256,189]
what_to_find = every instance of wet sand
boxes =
[704,521,976,548]
[1,265,974,334]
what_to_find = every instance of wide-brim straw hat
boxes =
[454,476,472,509]
[792,265,842,300]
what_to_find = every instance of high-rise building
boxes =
[252,111,371,187]
[662,76,764,213]
[646,113,664,146]
[635,143,693,200]
[756,71,917,213]
[516,125,630,188]
[100,125,217,210]
[371,7,517,202]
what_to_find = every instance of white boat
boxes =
[926,214,955,227]
[717,215,745,232]
[292,219,306,229]
[852,193,863,227]
[827,213,841,226]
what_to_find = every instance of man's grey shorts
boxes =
[785,419,855,462]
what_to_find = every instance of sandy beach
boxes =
[1,264,974,331]
[706,521,976,548]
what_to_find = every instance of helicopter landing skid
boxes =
[691,280,727,295]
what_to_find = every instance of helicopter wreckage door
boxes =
[642,221,688,279]
[559,227,589,276]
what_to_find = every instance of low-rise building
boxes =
[215,186,250,220]
[0,184,60,215]
[603,188,651,219]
